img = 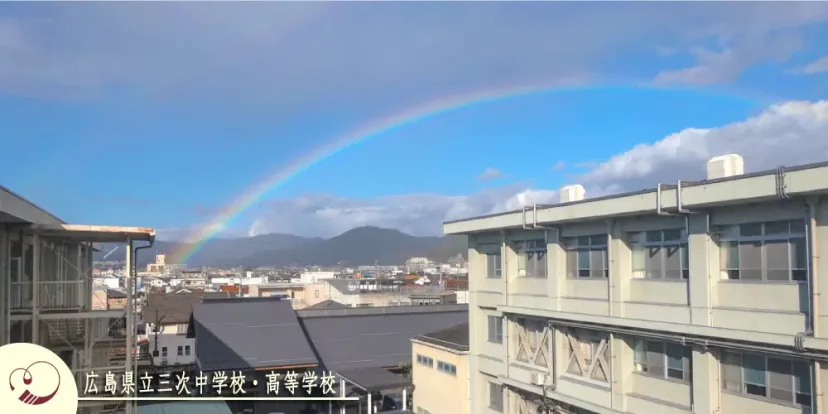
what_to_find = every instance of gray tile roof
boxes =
[300,309,469,371]
[192,297,318,371]
[415,322,469,352]
[337,367,412,392]
[304,299,348,310]
[144,292,234,324]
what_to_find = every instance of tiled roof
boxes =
[143,292,234,324]
[415,322,469,351]
[192,297,318,372]
[300,308,469,371]
[304,300,348,310]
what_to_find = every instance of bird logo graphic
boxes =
[9,361,61,405]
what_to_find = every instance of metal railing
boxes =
[9,280,84,311]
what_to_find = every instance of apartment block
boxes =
[0,185,154,414]
[444,155,828,414]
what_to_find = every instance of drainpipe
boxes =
[807,197,822,414]
[133,241,154,369]
[607,219,614,317]
[502,230,510,380]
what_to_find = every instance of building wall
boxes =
[462,193,828,414]
[146,323,195,366]
[411,341,470,414]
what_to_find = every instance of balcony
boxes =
[9,280,84,311]
[44,317,127,347]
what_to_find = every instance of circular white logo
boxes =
[0,343,78,414]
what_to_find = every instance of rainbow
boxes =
[170,80,773,263]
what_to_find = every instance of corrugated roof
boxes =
[193,297,318,371]
[301,310,469,371]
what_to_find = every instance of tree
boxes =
[397,359,413,379]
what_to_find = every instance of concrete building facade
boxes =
[444,156,828,414]
[411,323,470,414]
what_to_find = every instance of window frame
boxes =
[719,220,807,282]
[437,360,457,376]
[488,381,503,412]
[514,239,548,278]
[487,315,503,344]
[564,235,609,279]
[632,339,692,382]
[630,229,690,280]
[720,350,812,408]
[416,354,434,367]
[485,251,502,279]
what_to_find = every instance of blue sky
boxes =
[1,2,827,240]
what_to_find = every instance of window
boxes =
[486,251,502,278]
[488,382,503,412]
[161,347,167,357]
[177,346,183,356]
[437,361,457,375]
[720,350,812,407]
[514,239,547,277]
[487,315,503,343]
[564,235,609,278]
[315,290,319,298]
[633,339,691,381]
[631,229,689,279]
[719,220,807,282]
[416,354,434,367]
[184,345,191,356]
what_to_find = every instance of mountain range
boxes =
[93,226,468,267]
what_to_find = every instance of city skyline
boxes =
[1,2,827,243]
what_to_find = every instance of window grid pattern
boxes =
[632,339,692,382]
[721,350,812,408]
[437,361,457,376]
[488,315,503,344]
[719,220,807,282]
[565,235,609,278]
[514,239,547,278]
[416,354,434,367]
[486,250,502,278]
[631,229,689,280]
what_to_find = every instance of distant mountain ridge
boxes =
[94,226,467,267]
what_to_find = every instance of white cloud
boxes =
[0,2,825,110]
[243,100,828,238]
[550,161,566,171]
[245,185,558,238]
[477,168,502,180]
[578,100,828,194]
[802,55,828,74]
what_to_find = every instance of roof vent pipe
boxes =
[560,184,586,203]
[706,154,744,180]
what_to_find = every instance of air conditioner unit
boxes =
[530,372,546,386]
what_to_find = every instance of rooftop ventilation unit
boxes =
[706,154,744,180]
[560,184,586,203]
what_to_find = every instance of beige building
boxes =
[412,322,470,414]
[444,155,828,414]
